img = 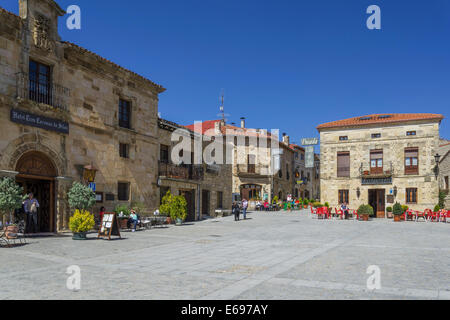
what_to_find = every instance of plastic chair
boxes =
[335,208,344,220]
[415,210,427,222]
[352,209,359,221]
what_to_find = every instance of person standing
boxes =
[232,202,240,221]
[23,193,39,234]
[242,198,248,220]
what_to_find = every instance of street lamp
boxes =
[393,186,398,198]
[434,153,441,180]
[356,187,361,199]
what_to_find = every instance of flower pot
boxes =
[175,218,183,226]
[118,218,128,229]
[387,212,393,219]
[361,214,369,221]
[5,225,18,239]
[394,215,401,222]
[72,232,87,240]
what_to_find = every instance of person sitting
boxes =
[341,202,349,219]
[128,210,139,232]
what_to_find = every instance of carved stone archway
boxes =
[16,151,58,178]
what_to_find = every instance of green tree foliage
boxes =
[114,204,131,217]
[0,177,25,223]
[438,191,446,209]
[358,204,374,216]
[159,190,187,221]
[393,203,403,216]
[67,182,96,212]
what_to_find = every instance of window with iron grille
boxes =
[118,182,130,201]
[119,143,129,158]
[338,190,349,204]
[371,133,381,139]
[406,188,417,204]
[337,152,350,177]
[339,136,348,141]
[405,147,419,175]
[406,131,416,136]
[119,99,131,129]
[29,60,52,105]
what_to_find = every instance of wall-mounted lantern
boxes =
[393,186,398,198]
[356,187,361,199]
[434,153,441,180]
[83,164,97,183]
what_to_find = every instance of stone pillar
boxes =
[55,176,73,232]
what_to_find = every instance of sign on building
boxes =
[10,109,69,134]
[302,138,318,168]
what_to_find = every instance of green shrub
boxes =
[170,195,187,221]
[439,191,446,209]
[358,204,374,216]
[386,206,393,213]
[434,204,440,212]
[0,177,25,223]
[393,203,403,216]
[324,202,330,208]
[401,205,409,213]
[272,196,279,204]
[68,182,96,211]
[303,199,309,205]
[69,209,95,233]
[114,204,131,217]
[313,202,323,208]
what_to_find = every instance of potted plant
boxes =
[114,204,131,229]
[303,199,309,209]
[357,204,373,221]
[160,190,173,224]
[68,182,96,239]
[69,209,95,240]
[433,204,440,213]
[393,202,403,222]
[0,177,25,228]
[386,206,393,219]
[170,195,187,226]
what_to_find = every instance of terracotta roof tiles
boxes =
[317,113,444,130]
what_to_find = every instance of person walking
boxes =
[23,193,39,234]
[232,202,240,221]
[242,198,248,220]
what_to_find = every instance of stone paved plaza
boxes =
[1,209,449,300]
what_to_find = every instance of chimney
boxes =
[240,117,246,129]
[214,120,222,135]
[282,133,290,145]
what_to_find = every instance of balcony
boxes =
[236,164,271,177]
[16,72,71,111]
[158,161,203,181]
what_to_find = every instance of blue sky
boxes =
[3,0,450,145]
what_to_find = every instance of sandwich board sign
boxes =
[97,213,121,240]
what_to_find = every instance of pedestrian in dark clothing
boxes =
[23,193,39,234]
[232,202,240,221]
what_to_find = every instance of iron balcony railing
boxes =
[16,72,71,111]
[158,161,203,181]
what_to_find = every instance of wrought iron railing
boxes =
[158,162,203,181]
[16,72,70,111]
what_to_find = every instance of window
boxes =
[29,60,52,105]
[95,192,103,203]
[339,136,348,141]
[300,153,304,160]
[217,191,223,209]
[160,145,169,163]
[405,148,419,175]
[337,152,350,177]
[338,190,349,204]
[118,182,130,201]
[119,143,129,158]
[119,99,131,129]
[406,188,418,204]
[248,155,256,173]
[370,150,383,174]
[407,131,417,136]
[105,194,115,201]
[371,133,381,139]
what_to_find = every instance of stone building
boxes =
[317,113,444,217]
[289,144,320,201]
[157,118,232,220]
[186,119,295,207]
[438,139,450,209]
[0,0,165,232]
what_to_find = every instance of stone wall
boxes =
[319,121,441,211]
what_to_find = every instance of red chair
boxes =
[321,207,330,219]
[405,209,415,221]
[352,209,359,221]
[335,208,344,220]
[415,210,426,222]
[426,209,438,222]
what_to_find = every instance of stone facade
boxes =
[438,140,450,209]
[318,115,443,214]
[0,0,165,231]
[157,119,232,220]
[290,144,320,201]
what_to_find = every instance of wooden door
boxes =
[376,189,385,218]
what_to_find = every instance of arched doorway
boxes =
[15,151,57,233]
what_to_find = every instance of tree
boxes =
[159,190,187,222]
[0,177,25,224]
[67,182,96,212]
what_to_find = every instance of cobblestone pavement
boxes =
[1,210,449,300]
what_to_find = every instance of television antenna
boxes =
[216,89,230,123]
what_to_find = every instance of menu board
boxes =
[97,213,121,240]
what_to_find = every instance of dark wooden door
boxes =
[202,190,210,216]
[16,178,54,233]
[376,189,385,218]
[181,190,196,222]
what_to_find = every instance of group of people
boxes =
[232,199,248,221]
[99,207,140,232]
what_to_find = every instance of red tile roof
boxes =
[317,113,444,130]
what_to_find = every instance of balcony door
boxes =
[29,60,52,105]
[370,150,383,175]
